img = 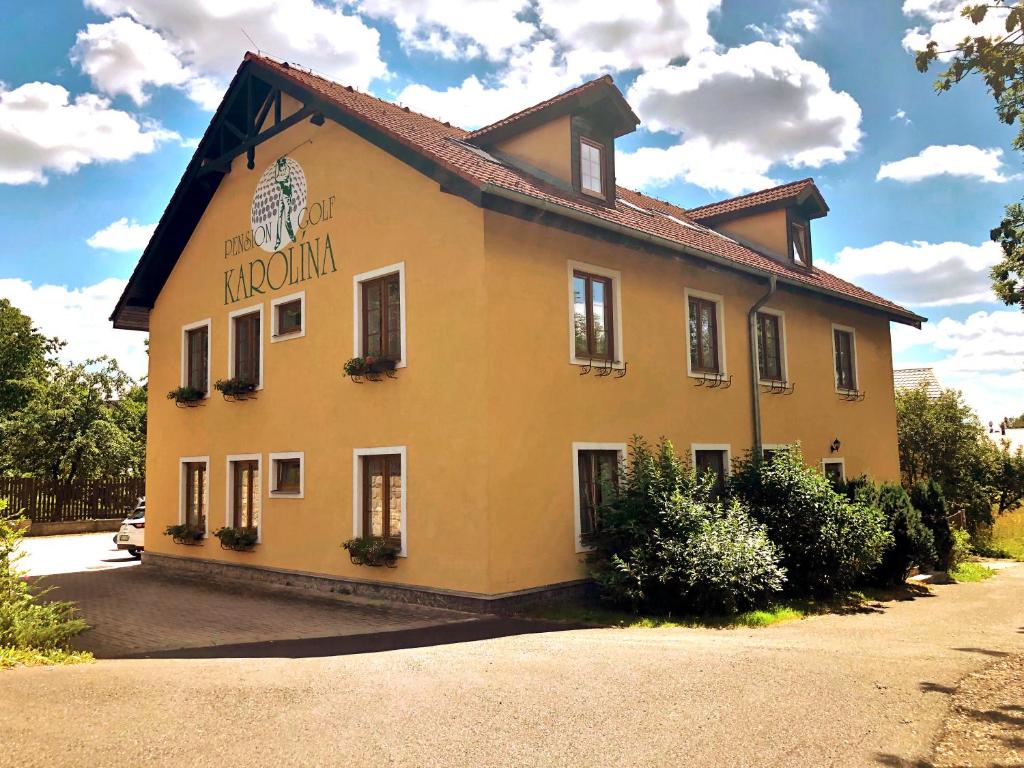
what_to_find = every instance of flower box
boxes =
[164,523,205,545]
[167,386,205,407]
[214,378,257,401]
[342,536,400,567]
[214,526,258,551]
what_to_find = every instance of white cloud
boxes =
[902,1,1012,59]
[71,17,191,105]
[821,239,1001,307]
[748,4,824,46]
[537,0,722,77]
[877,144,1013,183]
[893,309,1024,422]
[621,42,861,193]
[0,278,148,381]
[0,81,178,185]
[87,218,157,252]
[394,2,724,128]
[81,0,387,109]
[891,108,911,124]
[617,139,777,196]
[352,0,534,60]
[397,40,579,127]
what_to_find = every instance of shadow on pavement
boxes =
[118,617,581,660]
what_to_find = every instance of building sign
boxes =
[223,157,337,305]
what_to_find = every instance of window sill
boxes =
[270,490,303,499]
[271,330,305,343]
[570,357,624,370]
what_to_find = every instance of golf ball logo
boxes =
[251,157,308,253]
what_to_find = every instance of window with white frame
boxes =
[353,263,406,367]
[832,324,857,392]
[572,442,625,552]
[685,289,726,377]
[179,456,209,534]
[226,454,262,538]
[271,291,305,342]
[269,452,304,498]
[569,261,623,366]
[180,320,211,396]
[228,303,264,388]
[822,458,846,488]
[579,138,604,197]
[353,447,407,556]
[691,444,731,500]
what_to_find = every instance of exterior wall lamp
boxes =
[830,438,841,454]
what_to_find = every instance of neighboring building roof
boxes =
[686,178,829,224]
[111,53,926,330]
[464,75,639,144]
[893,367,942,398]
[987,428,1024,453]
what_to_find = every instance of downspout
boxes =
[748,275,777,457]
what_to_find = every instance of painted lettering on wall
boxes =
[222,157,337,305]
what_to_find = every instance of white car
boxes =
[114,498,145,558]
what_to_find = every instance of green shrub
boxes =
[588,437,786,615]
[342,536,400,567]
[729,446,891,597]
[910,480,953,569]
[872,483,936,585]
[0,501,87,652]
[213,526,258,550]
[947,528,972,571]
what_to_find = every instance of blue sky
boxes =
[0,0,1022,421]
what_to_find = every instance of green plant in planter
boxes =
[166,386,205,405]
[214,378,257,398]
[214,526,259,551]
[343,356,397,377]
[343,357,367,377]
[164,523,204,544]
[343,536,400,567]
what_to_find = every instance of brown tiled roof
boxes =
[686,178,823,223]
[464,75,638,142]
[112,54,924,329]
[893,367,942,398]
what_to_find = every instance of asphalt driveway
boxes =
[6,535,1024,767]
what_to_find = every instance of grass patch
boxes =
[989,507,1024,561]
[525,584,933,630]
[0,646,93,669]
[949,562,996,582]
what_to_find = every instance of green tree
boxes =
[915,2,1024,309]
[896,384,996,529]
[1003,412,1024,428]
[0,298,62,417]
[0,357,145,483]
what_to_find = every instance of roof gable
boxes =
[686,179,829,225]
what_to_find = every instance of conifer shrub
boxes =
[587,437,786,615]
[871,483,937,585]
[729,446,891,597]
[910,480,953,568]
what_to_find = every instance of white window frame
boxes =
[268,451,304,499]
[225,453,263,543]
[684,288,727,379]
[353,262,407,368]
[270,290,305,343]
[352,446,408,557]
[690,443,733,476]
[756,307,789,384]
[178,455,210,537]
[579,137,604,197]
[227,302,265,390]
[830,322,859,393]
[567,260,624,369]
[180,318,211,397]
[572,441,626,554]
[821,457,846,484]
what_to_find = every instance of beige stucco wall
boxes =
[493,115,572,185]
[719,209,792,259]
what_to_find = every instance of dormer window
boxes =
[791,219,811,268]
[579,138,604,197]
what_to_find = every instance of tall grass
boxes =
[990,507,1024,561]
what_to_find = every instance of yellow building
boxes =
[112,53,925,609]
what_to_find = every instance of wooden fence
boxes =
[0,477,145,523]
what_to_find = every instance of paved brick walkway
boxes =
[41,563,473,658]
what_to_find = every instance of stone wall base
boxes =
[143,552,590,614]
